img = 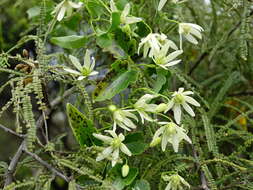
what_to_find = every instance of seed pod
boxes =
[122,164,129,177]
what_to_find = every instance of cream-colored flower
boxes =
[138,33,178,58]
[134,94,158,123]
[93,130,132,167]
[150,122,191,152]
[152,41,183,70]
[52,0,83,21]
[165,88,200,124]
[64,50,98,80]
[179,23,204,47]
[110,0,142,25]
[109,105,138,131]
[164,88,200,124]
[163,174,190,190]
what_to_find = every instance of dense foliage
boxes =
[0,0,253,190]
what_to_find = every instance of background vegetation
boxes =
[0,0,253,189]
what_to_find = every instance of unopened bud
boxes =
[122,164,129,177]
[155,103,167,113]
[150,137,161,147]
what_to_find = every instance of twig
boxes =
[23,148,69,182]
[4,141,25,187]
[4,87,75,187]
[191,145,210,190]
[0,124,24,138]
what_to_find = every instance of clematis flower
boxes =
[162,173,190,190]
[109,105,138,131]
[52,0,83,21]
[152,41,183,70]
[110,0,142,25]
[150,122,192,152]
[179,23,204,48]
[138,33,178,58]
[64,50,98,80]
[164,88,200,124]
[134,94,158,123]
[93,130,132,167]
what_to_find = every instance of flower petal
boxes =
[120,144,132,156]
[182,102,195,117]
[158,0,168,11]
[173,104,182,124]
[184,96,200,107]
[69,55,82,71]
[93,133,113,143]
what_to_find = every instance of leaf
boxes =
[153,68,168,93]
[136,21,152,38]
[113,168,139,189]
[109,12,121,32]
[95,69,138,101]
[86,0,105,18]
[50,35,88,49]
[66,103,98,146]
[125,132,148,155]
[133,180,151,190]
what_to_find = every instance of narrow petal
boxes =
[93,133,113,143]
[64,68,81,75]
[182,91,194,95]
[102,146,114,157]
[84,49,91,69]
[120,144,132,156]
[173,104,182,124]
[112,148,119,161]
[187,23,204,31]
[110,0,118,12]
[89,71,99,76]
[164,100,174,113]
[57,6,66,21]
[165,50,183,62]
[170,136,180,152]
[158,0,168,11]
[184,96,200,107]
[152,126,165,140]
[105,130,117,138]
[178,87,184,93]
[118,133,125,141]
[125,17,142,24]
[182,103,195,117]
[190,28,202,39]
[184,34,198,44]
[69,55,82,71]
[77,76,85,80]
[161,133,169,151]
[165,182,172,190]
[164,59,181,67]
[122,3,130,18]
[68,1,83,9]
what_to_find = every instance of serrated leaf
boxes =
[66,103,98,146]
[95,69,138,101]
[50,35,88,49]
[125,132,147,155]
[86,0,105,18]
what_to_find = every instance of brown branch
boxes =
[0,124,24,138]
[23,148,69,182]
[4,87,75,187]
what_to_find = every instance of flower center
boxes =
[165,123,177,135]
[182,25,191,34]
[108,105,117,112]
[81,68,91,76]
[111,138,121,148]
[174,94,185,104]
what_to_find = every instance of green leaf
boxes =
[125,132,148,155]
[153,68,168,93]
[133,180,151,190]
[113,168,139,189]
[95,69,138,101]
[50,35,88,49]
[86,0,105,18]
[66,103,98,146]
[109,12,121,32]
[136,21,152,38]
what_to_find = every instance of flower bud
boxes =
[150,137,161,147]
[155,103,167,113]
[122,164,130,177]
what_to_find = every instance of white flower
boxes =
[165,88,200,124]
[110,0,142,25]
[134,94,158,123]
[163,174,190,190]
[52,0,83,21]
[138,33,178,58]
[93,130,132,167]
[150,122,192,152]
[152,41,183,70]
[64,50,98,80]
[179,23,204,47]
[109,105,138,131]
